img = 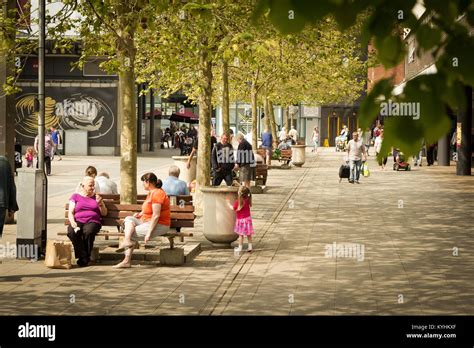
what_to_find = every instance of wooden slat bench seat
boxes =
[59,197,195,248]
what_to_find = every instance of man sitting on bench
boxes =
[113,173,171,269]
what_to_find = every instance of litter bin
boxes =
[16,168,45,259]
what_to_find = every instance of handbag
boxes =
[44,240,73,269]
[363,162,370,177]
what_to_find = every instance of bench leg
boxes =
[168,237,175,249]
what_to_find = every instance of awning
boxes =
[170,111,199,124]
[144,108,162,119]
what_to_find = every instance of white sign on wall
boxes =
[302,105,320,118]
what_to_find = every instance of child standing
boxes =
[25,147,35,168]
[232,186,254,253]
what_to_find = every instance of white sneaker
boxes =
[247,244,253,252]
[234,246,242,254]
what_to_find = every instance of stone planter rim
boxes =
[172,155,197,160]
[200,186,240,193]
[291,144,307,148]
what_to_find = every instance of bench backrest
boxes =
[258,147,291,158]
[65,201,195,228]
[99,194,193,205]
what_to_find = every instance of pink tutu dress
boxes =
[233,198,254,236]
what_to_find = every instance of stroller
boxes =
[393,149,411,171]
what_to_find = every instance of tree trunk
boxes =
[193,49,213,216]
[290,106,294,129]
[196,50,212,189]
[264,96,271,132]
[283,104,289,132]
[221,60,230,136]
[118,47,137,204]
[251,82,258,151]
[268,100,278,148]
[457,85,472,175]
[0,0,16,168]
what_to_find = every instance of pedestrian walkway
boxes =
[0,148,473,315]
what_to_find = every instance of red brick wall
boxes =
[367,44,405,91]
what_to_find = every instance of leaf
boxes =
[373,34,405,68]
[252,0,270,24]
[416,25,442,51]
[267,0,307,35]
[442,80,466,111]
[359,78,392,129]
[290,0,336,23]
[380,116,424,158]
[467,9,474,26]
[444,37,474,86]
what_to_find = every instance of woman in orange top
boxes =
[113,173,171,268]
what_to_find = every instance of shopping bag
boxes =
[45,240,73,269]
[363,162,370,177]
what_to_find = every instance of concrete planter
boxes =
[291,145,307,167]
[172,155,196,183]
[201,186,239,247]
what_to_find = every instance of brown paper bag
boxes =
[44,240,72,269]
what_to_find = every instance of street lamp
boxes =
[38,0,47,254]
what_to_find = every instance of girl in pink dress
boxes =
[232,186,254,252]
[25,147,35,168]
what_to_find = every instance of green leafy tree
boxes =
[69,0,163,203]
[255,0,474,160]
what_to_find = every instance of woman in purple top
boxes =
[67,176,107,267]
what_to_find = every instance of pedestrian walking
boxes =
[426,143,436,166]
[50,126,62,160]
[34,132,54,175]
[312,126,320,152]
[234,132,256,188]
[346,131,366,183]
[227,185,254,253]
[374,130,387,170]
[25,147,35,168]
[413,139,425,167]
[261,128,273,165]
[0,156,19,237]
[278,127,287,142]
[363,127,371,156]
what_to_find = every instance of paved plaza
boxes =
[0,148,473,315]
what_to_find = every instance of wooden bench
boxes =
[59,198,195,248]
[99,194,192,206]
[257,148,292,165]
[255,163,268,186]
